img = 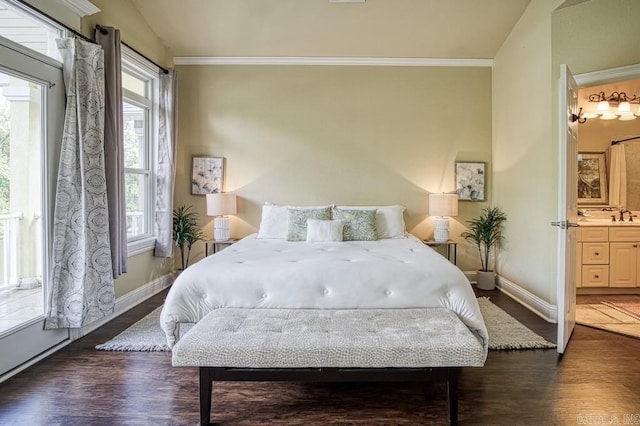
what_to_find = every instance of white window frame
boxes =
[121,46,159,256]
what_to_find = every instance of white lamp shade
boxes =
[617,101,632,115]
[429,193,459,217]
[206,193,237,216]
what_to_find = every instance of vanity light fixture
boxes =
[579,91,640,122]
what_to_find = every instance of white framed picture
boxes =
[455,161,486,201]
[192,156,223,195]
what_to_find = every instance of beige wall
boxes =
[82,0,172,67]
[175,65,492,271]
[492,0,563,303]
[492,0,640,306]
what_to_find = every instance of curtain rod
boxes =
[611,136,640,146]
[95,25,169,74]
[13,0,168,74]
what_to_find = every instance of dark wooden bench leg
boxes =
[200,368,212,426]
[447,368,459,426]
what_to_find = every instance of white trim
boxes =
[0,339,71,384]
[173,56,494,68]
[127,236,156,257]
[55,0,100,17]
[575,63,640,87]
[0,35,62,70]
[69,273,174,340]
[123,45,163,76]
[496,275,558,323]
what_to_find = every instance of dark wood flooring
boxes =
[0,288,639,425]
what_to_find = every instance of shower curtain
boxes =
[609,144,627,208]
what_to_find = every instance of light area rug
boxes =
[96,297,556,352]
[576,303,640,340]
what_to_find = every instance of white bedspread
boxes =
[160,234,488,355]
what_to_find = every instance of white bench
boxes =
[172,308,486,425]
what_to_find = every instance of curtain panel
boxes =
[154,69,177,257]
[95,26,127,278]
[45,38,115,329]
[609,144,627,208]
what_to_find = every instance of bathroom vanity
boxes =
[577,218,640,291]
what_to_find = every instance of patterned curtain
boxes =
[154,70,177,257]
[45,38,115,329]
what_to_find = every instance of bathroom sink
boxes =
[578,217,640,226]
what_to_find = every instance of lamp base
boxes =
[214,216,231,241]
[433,217,450,242]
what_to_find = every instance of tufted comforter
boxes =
[160,234,488,355]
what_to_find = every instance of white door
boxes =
[555,64,579,354]
[0,41,68,377]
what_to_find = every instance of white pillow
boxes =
[306,219,344,242]
[335,205,406,239]
[257,203,334,239]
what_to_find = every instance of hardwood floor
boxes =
[0,288,639,425]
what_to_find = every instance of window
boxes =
[0,0,63,62]
[122,47,159,255]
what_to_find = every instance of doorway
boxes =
[0,41,67,377]
[573,65,640,339]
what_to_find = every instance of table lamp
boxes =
[206,193,237,241]
[429,193,459,243]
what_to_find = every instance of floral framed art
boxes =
[455,161,486,201]
[191,156,224,195]
[577,152,608,205]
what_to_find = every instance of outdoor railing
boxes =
[0,212,22,288]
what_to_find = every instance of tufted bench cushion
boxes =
[172,308,485,368]
[173,308,484,425]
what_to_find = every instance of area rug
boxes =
[96,298,556,352]
[602,301,640,321]
[576,303,640,340]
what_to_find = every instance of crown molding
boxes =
[575,63,640,87]
[55,0,100,17]
[173,56,493,67]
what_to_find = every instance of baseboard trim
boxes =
[71,273,174,340]
[496,276,557,323]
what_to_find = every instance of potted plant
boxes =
[173,205,203,270]
[460,206,507,290]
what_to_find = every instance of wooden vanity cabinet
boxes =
[577,226,640,288]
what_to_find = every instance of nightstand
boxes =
[205,238,239,256]
[423,240,458,265]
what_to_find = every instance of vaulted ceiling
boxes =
[129,0,531,58]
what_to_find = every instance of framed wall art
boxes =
[192,156,224,195]
[455,161,486,201]
[577,152,608,205]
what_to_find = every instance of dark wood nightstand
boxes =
[423,240,458,265]
[205,238,239,256]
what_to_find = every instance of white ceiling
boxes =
[129,0,531,59]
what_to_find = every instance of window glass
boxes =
[122,72,147,97]
[125,172,147,238]
[123,101,145,169]
[0,1,62,61]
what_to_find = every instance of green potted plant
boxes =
[460,206,507,290]
[173,205,203,270]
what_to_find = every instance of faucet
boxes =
[619,208,630,222]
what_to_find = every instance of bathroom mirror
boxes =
[578,78,640,210]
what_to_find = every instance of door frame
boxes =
[0,39,68,381]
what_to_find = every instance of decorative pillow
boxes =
[336,205,406,238]
[331,208,378,241]
[258,203,333,239]
[286,208,332,241]
[306,219,344,242]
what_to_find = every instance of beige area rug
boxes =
[96,298,556,352]
[576,303,640,339]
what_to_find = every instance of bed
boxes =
[160,228,488,354]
